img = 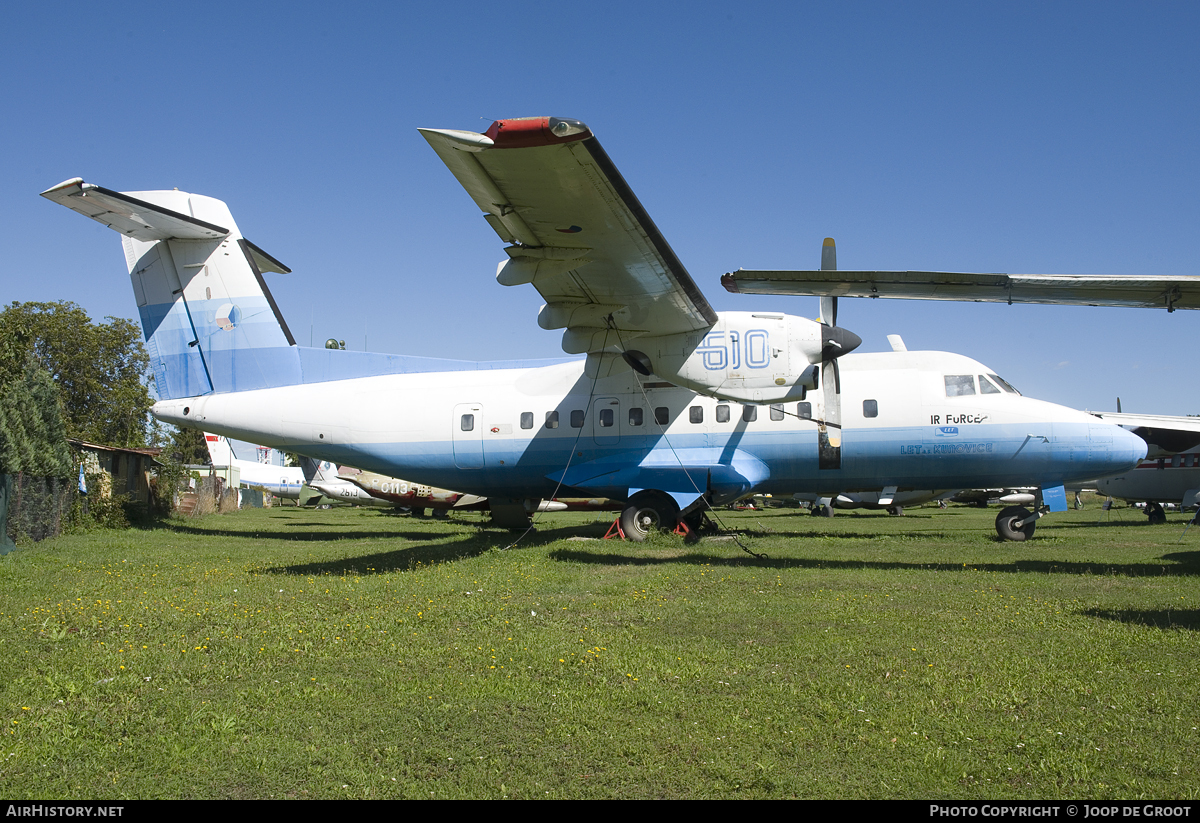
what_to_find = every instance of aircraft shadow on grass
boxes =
[156,516,1200,581]
[1080,607,1200,631]
[546,548,1200,579]
[162,522,457,543]
[260,525,608,576]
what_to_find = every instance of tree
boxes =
[0,301,153,447]
[0,354,75,551]
[150,422,209,465]
[0,353,74,478]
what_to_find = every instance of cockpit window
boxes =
[988,373,1020,395]
[944,375,976,397]
[978,374,1002,395]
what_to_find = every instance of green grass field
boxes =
[1,500,1197,799]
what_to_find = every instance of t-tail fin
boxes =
[40,179,300,399]
[203,433,234,466]
[300,456,339,484]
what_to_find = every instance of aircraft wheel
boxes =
[619,491,680,542]
[995,506,1035,541]
[888,506,904,516]
[1146,502,1167,525]
[822,504,835,517]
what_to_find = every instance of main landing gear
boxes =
[610,491,718,542]
[1145,501,1167,525]
[618,490,680,542]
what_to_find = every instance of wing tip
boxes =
[40,177,86,198]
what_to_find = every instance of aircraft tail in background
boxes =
[203,433,235,466]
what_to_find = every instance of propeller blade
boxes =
[818,237,843,469]
[819,238,837,325]
[821,237,837,271]
[818,359,842,470]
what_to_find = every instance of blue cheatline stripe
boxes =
[271,421,1140,501]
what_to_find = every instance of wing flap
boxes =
[722,268,1200,311]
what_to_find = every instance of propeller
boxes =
[816,238,862,470]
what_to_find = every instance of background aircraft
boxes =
[305,468,403,509]
[204,434,306,500]
[1084,412,1200,522]
[204,433,341,506]
[41,118,1146,540]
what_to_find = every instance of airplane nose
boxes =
[1105,423,1148,472]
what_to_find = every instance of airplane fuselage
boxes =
[1095,449,1200,507]
[237,469,305,499]
[153,348,1145,505]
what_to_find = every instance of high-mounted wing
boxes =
[722,269,1200,312]
[1088,411,1200,457]
[1090,412,1200,433]
[421,117,717,353]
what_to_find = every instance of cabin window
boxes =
[863,399,878,418]
[570,410,585,428]
[599,408,614,428]
[689,406,704,424]
[716,404,730,423]
[545,411,559,429]
[629,408,644,426]
[770,404,784,421]
[978,375,1002,395]
[460,414,474,432]
[520,412,534,429]
[655,407,669,426]
[945,375,976,397]
[798,402,812,420]
[742,405,757,423]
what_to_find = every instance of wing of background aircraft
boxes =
[1087,411,1200,457]
[420,117,718,354]
[722,268,1200,312]
[1089,412,1200,432]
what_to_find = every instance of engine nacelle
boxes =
[620,311,857,404]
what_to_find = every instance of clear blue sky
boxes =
[5,1,1198,415]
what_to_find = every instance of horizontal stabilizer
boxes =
[40,179,229,241]
[722,269,1200,312]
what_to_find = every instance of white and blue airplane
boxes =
[41,116,1147,541]
[203,433,305,499]
[203,433,340,502]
